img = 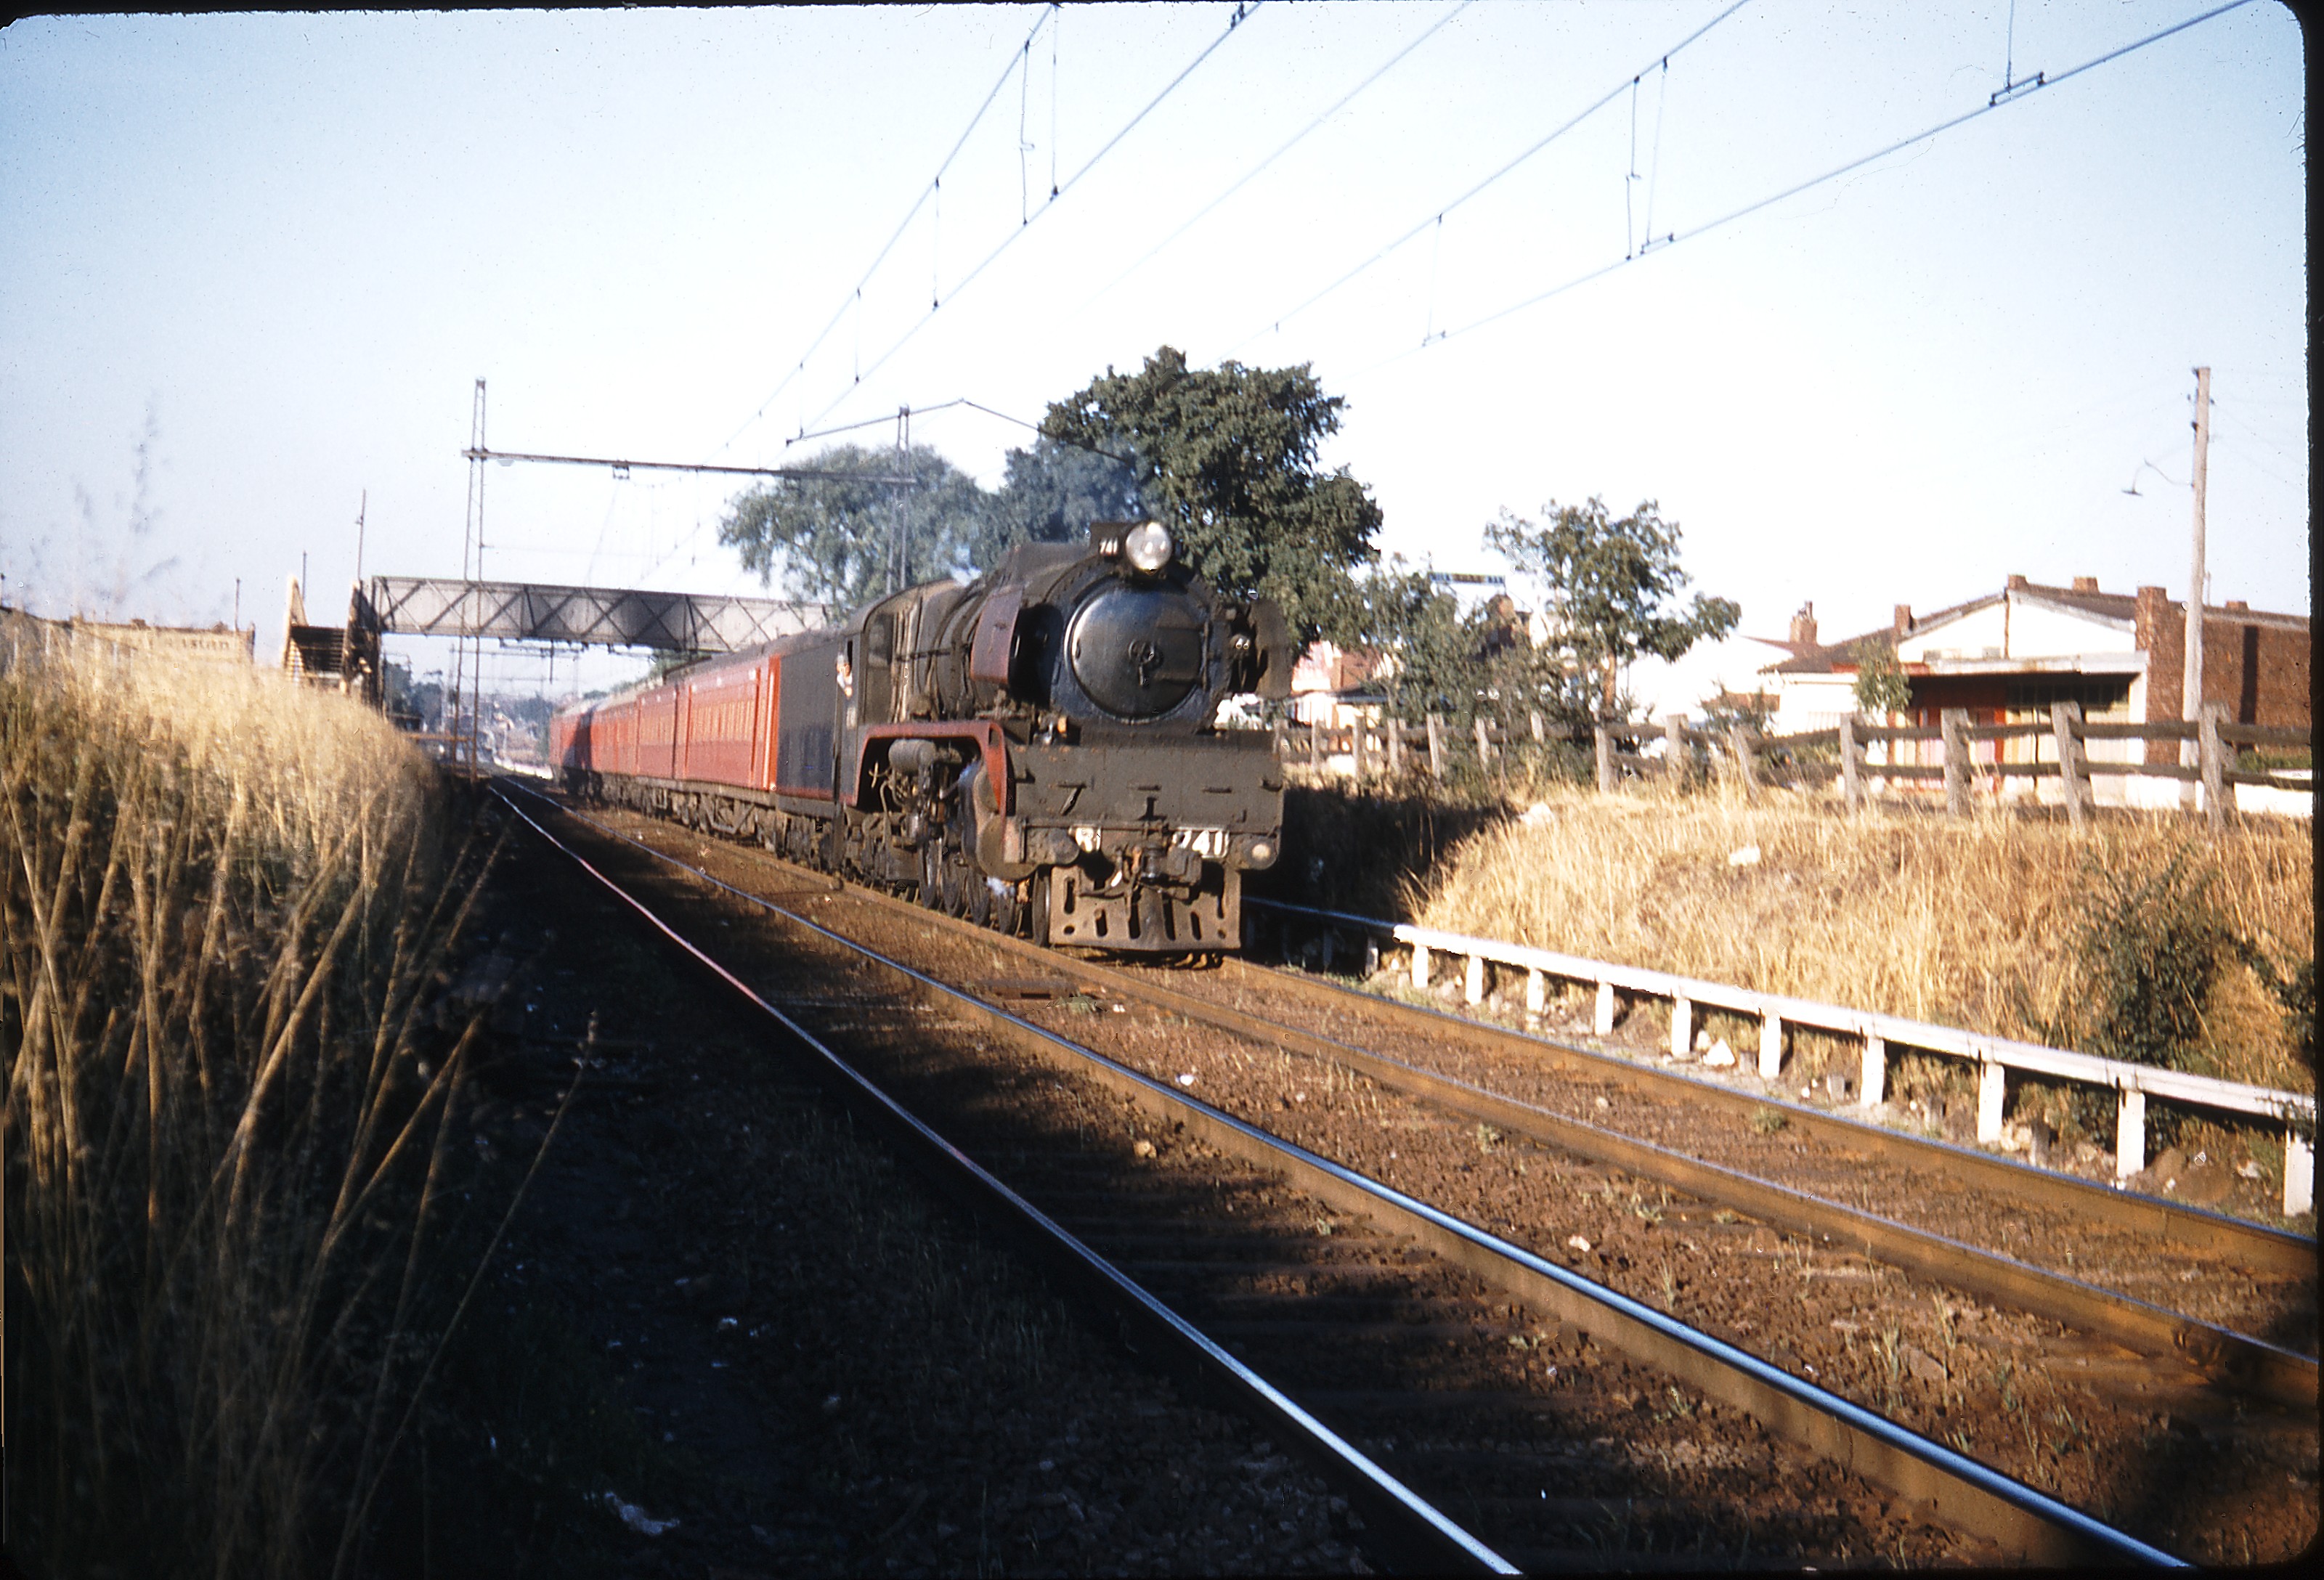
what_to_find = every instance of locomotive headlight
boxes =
[1122,521,1174,574]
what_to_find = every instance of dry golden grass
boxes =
[2,619,497,1577]
[1411,778,2313,1092]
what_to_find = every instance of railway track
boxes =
[1247,897,2314,1272]
[496,781,2189,1567]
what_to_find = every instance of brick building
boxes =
[1754,576,2309,800]
[2129,584,2311,763]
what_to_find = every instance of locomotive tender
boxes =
[548,521,1294,952]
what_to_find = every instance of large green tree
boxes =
[1041,346,1382,640]
[1484,497,1739,725]
[718,443,988,606]
[968,435,1149,571]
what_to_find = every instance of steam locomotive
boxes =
[548,521,1294,952]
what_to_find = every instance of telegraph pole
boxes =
[458,378,487,774]
[2181,366,2211,797]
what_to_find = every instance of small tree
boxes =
[1326,559,1468,723]
[1485,497,1739,724]
[1850,638,1912,718]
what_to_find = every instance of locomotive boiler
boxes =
[550,521,1295,952]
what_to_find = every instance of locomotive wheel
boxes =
[964,868,993,928]
[940,848,968,917]
[1028,869,1052,946]
[918,842,942,908]
[989,881,1021,937]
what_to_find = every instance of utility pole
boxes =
[458,378,487,774]
[354,489,367,584]
[2181,366,2211,802]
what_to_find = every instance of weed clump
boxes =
[1408,781,2311,1091]
[2,620,489,1578]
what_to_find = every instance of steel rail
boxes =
[582,813,2315,1407]
[488,783,1516,1576]
[509,786,2182,1567]
[1249,898,2316,1275]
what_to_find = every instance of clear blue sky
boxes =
[0,3,2304,707]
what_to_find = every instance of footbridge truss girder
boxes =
[363,577,832,654]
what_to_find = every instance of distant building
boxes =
[70,616,255,667]
[1755,576,2310,802]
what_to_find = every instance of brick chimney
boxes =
[1788,601,1818,650]
[2225,598,2248,612]
[1893,604,1913,640]
[2071,577,2100,593]
[2006,573,2029,591]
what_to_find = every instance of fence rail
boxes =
[1253,899,2316,1218]
[1272,704,2309,825]
[1585,701,2309,827]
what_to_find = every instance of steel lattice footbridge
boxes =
[359,577,833,655]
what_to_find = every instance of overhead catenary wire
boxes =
[1226,0,1751,357]
[1078,0,1474,312]
[790,1,1270,443]
[707,3,1060,463]
[1349,0,2257,372]
[1439,0,2261,346]
[640,391,1136,585]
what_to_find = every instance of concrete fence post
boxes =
[1595,725,1616,794]
[1351,714,1368,781]
[1670,995,1693,1062]
[1410,941,1431,990]
[1464,953,1486,1006]
[1530,710,1545,744]
[1386,717,1402,776]
[1758,1010,1784,1080]
[1309,714,1322,770]
[1594,980,1617,1036]
[2116,1087,2146,1181]
[1942,708,1971,816]
[1426,713,1445,780]
[1664,714,1689,785]
[2050,700,2089,832]
[1474,715,1493,770]
[2199,700,2229,831]
[2285,1127,2314,1217]
[1524,968,1546,1020]
[1840,712,1864,811]
[1859,1034,1887,1108]
[1977,1058,2007,1144]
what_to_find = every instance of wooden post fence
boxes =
[1941,708,1970,816]
[1664,714,1688,784]
[2200,701,2228,832]
[1595,725,1616,794]
[2050,701,2089,831]
[1426,713,1446,779]
[1840,712,1864,811]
